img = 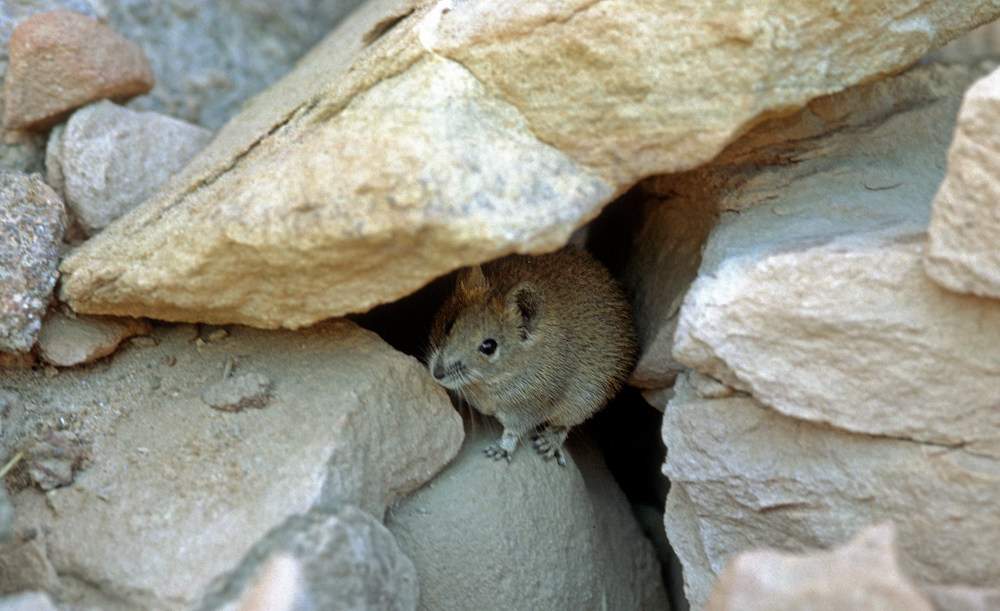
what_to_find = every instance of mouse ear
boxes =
[506,282,544,339]
[456,264,488,293]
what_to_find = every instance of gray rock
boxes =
[36,310,153,366]
[0,486,12,542]
[201,373,272,412]
[46,100,213,234]
[199,505,417,611]
[0,171,66,352]
[385,422,669,611]
[0,592,58,611]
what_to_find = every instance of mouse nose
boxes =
[432,356,445,380]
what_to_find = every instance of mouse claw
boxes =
[484,444,512,463]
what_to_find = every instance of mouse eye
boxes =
[479,339,497,355]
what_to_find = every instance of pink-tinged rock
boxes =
[35,310,152,367]
[702,523,934,611]
[925,66,1000,299]
[3,9,154,132]
[0,171,66,353]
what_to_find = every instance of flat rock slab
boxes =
[0,320,461,609]
[0,171,66,353]
[664,63,1000,455]
[925,65,1000,298]
[2,9,154,132]
[57,0,1000,329]
[663,375,1000,610]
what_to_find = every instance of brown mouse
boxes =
[427,246,638,466]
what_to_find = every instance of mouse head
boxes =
[427,264,545,391]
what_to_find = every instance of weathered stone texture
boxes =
[57,0,1000,329]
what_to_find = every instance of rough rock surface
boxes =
[662,374,1000,610]
[46,100,213,235]
[925,66,1000,298]
[669,63,1000,456]
[200,506,417,611]
[702,523,934,611]
[57,0,1000,329]
[0,592,58,611]
[36,311,152,366]
[385,420,669,611]
[624,61,993,391]
[200,373,273,412]
[0,320,462,609]
[0,171,66,353]
[2,9,154,132]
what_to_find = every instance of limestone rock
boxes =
[36,311,153,367]
[663,64,1000,455]
[385,421,669,611]
[200,506,417,611]
[0,592,58,611]
[663,375,1000,610]
[2,9,154,132]
[925,66,1000,298]
[622,61,991,391]
[57,0,1000,329]
[45,100,213,235]
[200,373,273,412]
[3,320,462,608]
[922,585,1000,611]
[702,523,935,611]
[0,171,66,353]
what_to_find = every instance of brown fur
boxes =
[427,246,638,465]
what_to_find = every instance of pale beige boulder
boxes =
[36,311,152,367]
[702,524,934,611]
[662,374,1000,610]
[925,66,1000,298]
[58,0,1000,329]
[2,320,462,609]
[656,64,1000,455]
[385,422,669,611]
[2,10,154,132]
[622,62,990,391]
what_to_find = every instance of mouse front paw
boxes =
[484,443,513,462]
[532,426,569,467]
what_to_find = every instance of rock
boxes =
[57,1,1000,329]
[619,61,991,391]
[0,592,58,611]
[702,523,934,611]
[2,9,154,132]
[35,310,153,367]
[201,373,273,412]
[200,506,417,611]
[925,66,1000,298]
[3,320,462,608]
[661,64,1000,455]
[662,374,1000,610]
[45,100,213,235]
[385,422,669,611]
[0,486,12,542]
[27,429,90,491]
[923,20,1000,63]
[0,171,66,353]
[922,585,1000,611]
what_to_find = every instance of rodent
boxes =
[427,245,638,466]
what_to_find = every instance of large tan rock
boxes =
[58,0,1000,329]
[702,524,934,611]
[385,422,669,611]
[662,374,1000,610]
[653,64,1000,455]
[2,10,154,132]
[925,66,1000,298]
[0,320,462,609]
